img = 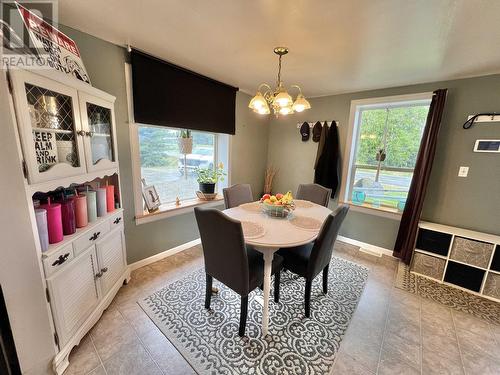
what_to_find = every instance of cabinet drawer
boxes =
[109,211,124,230]
[483,273,500,300]
[416,229,452,256]
[450,237,494,269]
[73,221,110,256]
[444,261,485,293]
[411,252,446,280]
[490,245,500,272]
[43,244,74,276]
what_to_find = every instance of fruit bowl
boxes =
[260,192,295,218]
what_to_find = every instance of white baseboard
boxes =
[128,238,201,271]
[128,235,394,272]
[337,235,394,257]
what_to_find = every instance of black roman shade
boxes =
[131,49,238,135]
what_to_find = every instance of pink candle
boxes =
[60,197,76,235]
[106,184,115,212]
[39,198,63,244]
[74,191,88,228]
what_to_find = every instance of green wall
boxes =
[60,25,270,264]
[267,75,500,249]
[61,23,499,258]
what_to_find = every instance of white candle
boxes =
[35,208,49,252]
[96,187,107,217]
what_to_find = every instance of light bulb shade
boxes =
[279,105,294,115]
[248,92,267,110]
[254,103,271,115]
[292,94,311,112]
[274,91,293,108]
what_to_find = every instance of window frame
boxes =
[125,63,230,225]
[339,92,433,219]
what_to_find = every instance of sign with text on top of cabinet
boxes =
[16,3,91,84]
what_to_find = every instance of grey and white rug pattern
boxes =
[395,262,500,325]
[139,256,368,375]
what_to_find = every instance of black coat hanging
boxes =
[314,122,340,198]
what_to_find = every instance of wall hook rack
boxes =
[463,113,499,129]
[296,121,338,129]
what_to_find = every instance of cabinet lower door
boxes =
[96,228,126,297]
[47,248,100,347]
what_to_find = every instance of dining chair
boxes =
[296,183,331,207]
[223,184,253,209]
[277,204,349,318]
[194,207,283,336]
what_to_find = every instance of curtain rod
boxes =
[295,121,339,129]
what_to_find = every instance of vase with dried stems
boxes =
[263,166,278,194]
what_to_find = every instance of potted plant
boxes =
[196,163,226,194]
[178,129,193,154]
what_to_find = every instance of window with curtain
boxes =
[346,97,431,212]
[138,125,218,204]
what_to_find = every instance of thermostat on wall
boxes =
[473,139,500,153]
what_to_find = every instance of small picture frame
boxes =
[142,185,161,212]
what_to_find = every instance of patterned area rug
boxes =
[395,262,500,325]
[139,257,368,375]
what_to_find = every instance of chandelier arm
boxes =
[277,54,282,87]
[290,84,303,96]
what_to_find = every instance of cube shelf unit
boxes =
[411,221,500,302]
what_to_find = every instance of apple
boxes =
[264,198,272,204]
[276,193,283,200]
[262,194,271,201]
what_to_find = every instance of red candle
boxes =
[60,197,76,235]
[39,198,63,244]
[106,184,115,212]
[74,191,88,228]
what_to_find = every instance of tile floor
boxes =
[64,242,500,375]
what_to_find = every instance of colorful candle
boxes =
[60,196,76,235]
[74,190,88,228]
[106,183,115,212]
[35,208,49,252]
[84,189,97,223]
[96,187,107,217]
[39,198,63,244]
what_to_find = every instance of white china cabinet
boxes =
[6,67,129,375]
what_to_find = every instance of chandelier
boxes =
[248,47,311,117]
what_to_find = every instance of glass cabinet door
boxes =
[79,93,117,172]
[10,70,86,184]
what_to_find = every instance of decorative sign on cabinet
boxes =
[6,67,129,375]
[411,221,500,303]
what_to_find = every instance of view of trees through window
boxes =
[138,125,215,204]
[350,103,430,210]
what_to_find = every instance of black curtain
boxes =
[131,49,238,135]
[393,89,448,264]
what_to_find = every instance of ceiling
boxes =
[58,0,500,97]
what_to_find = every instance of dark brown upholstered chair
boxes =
[194,207,283,336]
[296,183,331,207]
[277,204,349,317]
[223,184,253,209]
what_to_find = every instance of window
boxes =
[342,94,432,215]
[138,125,222,204]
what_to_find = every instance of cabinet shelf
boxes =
[32,127,73,134]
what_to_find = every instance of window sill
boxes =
[135,196,224,225]
[341,201,403,220]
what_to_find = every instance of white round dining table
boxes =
[223,201,332,336]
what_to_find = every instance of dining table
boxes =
[223,200,332,336]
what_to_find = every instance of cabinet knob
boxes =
[95,272,103,278]
[85,131,94,137]
[113,217,122,224]
[51,253,70,267]
[101,267,108,273]
[89,231,101,241]
[76,130,86,136]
